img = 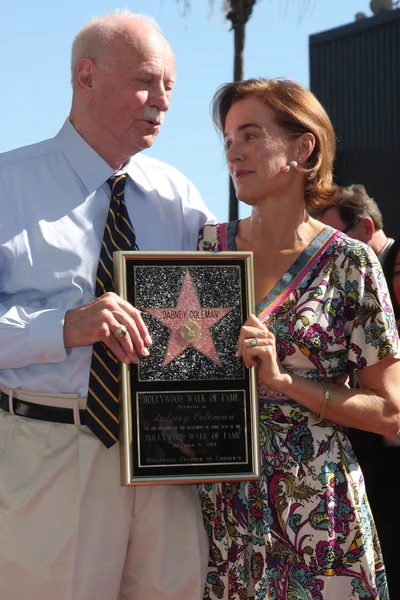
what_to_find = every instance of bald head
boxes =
[71,11,171,83]
[69,10,176,169]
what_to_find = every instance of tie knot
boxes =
[107,173,127,197]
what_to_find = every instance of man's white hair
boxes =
[71,10,162,83]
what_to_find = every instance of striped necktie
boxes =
[85,173,138,448]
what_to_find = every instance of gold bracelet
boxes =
[315,381,331,423]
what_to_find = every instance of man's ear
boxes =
[359,216,375,243]
[75,58,95,99]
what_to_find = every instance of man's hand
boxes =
[63,293,151,364]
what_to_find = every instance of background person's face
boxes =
[317,207,346,231]
[318,207,369,244]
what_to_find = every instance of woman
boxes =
[198,78,400,600]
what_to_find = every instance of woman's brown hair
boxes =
[212,78,339,210]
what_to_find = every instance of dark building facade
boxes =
[309,10,400,237]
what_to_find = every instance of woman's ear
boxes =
[297,132,315,164]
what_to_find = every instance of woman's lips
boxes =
[234,170,254,180]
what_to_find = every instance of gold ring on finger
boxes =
[113,324,127,339]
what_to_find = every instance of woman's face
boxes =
[223,97,296,206]
[392,249,400,309]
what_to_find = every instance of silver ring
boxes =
[113,324,127,339]
[250,337,258,347]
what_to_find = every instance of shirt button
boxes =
[44,353,51,361]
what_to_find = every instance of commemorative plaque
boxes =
[114,251,260,486]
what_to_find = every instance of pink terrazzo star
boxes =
[145,269,233,367]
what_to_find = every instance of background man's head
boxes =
[314,184,387,254]
[70,10,176,168]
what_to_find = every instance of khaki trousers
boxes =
[0,409,208,600]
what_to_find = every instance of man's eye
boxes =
[245,133,255,140]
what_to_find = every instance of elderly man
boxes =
[0,11,214,600]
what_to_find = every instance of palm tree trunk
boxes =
[229,17,246,222]
[178,0,259,222]
[229,177,238,222]
[233,17,245,82]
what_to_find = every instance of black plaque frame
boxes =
[114,251,260,486]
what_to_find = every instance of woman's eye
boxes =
[225,140,232,150]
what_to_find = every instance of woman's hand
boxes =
[237,314,291,392]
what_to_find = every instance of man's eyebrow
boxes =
[223,123,263,138]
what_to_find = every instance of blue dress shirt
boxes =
[0,120,215,396]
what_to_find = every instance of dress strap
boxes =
[198,224,223,251]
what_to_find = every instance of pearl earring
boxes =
[280,160,298,173]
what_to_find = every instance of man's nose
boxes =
[151,85,170,112]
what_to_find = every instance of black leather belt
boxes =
[0,391,86,425]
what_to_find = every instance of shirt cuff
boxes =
[29,309,68,364]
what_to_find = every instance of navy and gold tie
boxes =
[86,173,138,447]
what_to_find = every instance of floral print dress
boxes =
[197,222,398,600]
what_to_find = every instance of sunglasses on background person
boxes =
[342,220,360,234]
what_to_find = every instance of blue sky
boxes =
[1,0,372,222]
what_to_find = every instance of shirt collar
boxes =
[125,156,147,190]
[124,153,163,196]
[55,119,155,196]
[55,119,116,194]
